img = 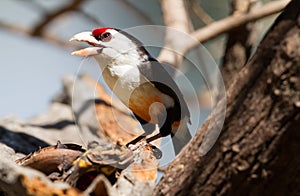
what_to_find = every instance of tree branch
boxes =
[183,0,290,53]
[221,0,260,88]
[156,0,289,68]
[157,0,193,67]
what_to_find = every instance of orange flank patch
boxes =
[172,121,180,127]
[129,94,163,123]
[128,83,166,123]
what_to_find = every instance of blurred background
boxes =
[0,0,276,119]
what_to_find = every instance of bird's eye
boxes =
[100,32,112,42]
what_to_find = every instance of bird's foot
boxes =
[128,141,162,159]
[127,140,147,151]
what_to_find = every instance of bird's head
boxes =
[70,27,149,65]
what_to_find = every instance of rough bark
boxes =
[154,0,300,195]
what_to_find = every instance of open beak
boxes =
[70,32,103,57]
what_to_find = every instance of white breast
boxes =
[101,64,174,109]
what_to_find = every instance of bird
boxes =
[70,27,191,155]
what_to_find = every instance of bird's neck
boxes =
[93,45,150,69]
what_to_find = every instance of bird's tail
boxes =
[171,117,192,155]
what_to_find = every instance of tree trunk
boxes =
[154,0,300,195]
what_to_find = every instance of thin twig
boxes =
[15,0,46,13]
[0,22,78,50]
[189,0,214,25]
[78,10,105,26]
[31,0,87,36]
